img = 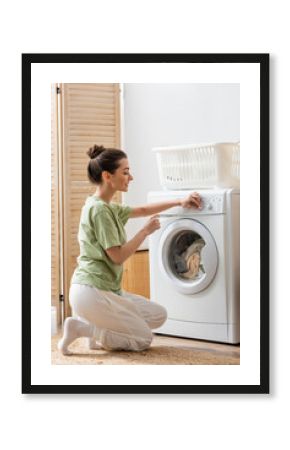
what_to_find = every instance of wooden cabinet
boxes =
[122,250,150,299]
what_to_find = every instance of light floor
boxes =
[52,331,240,365]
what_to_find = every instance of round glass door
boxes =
[158,218,218,294]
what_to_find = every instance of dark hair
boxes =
[87,145,127,184]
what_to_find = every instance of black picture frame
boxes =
[22,53,269,394]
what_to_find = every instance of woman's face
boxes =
[105,158,133,192]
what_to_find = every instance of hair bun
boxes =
[87,145,105,159]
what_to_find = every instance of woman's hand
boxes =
[106,216,161,265]
[180,192,202,209]
[142,215,161,236]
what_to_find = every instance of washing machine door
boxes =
[158,218,218,294]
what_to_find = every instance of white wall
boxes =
[122,83,240,248]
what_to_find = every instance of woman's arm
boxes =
[129,199,181,218]
[129,192,202,218]
[105,216,160,265]
[106,192,202,265]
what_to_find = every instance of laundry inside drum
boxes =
[169,230,206,280]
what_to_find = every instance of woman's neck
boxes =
[94,185,116,204]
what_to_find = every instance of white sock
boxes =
[57,317,96,355]
[75,316,103,350]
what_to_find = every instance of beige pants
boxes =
[69,284,167,351]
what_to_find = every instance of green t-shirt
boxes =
[71,196,132,293]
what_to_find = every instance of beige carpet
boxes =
[52,333,240,365]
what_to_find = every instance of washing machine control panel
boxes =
[200,193,225,214]
[148,189,228,215]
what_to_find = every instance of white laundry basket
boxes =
[153,142,240,189]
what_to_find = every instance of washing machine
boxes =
[148,188,240,344]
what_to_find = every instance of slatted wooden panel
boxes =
[51,84,60,320]
[61,83,121,317]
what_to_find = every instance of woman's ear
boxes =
[102,171,111,183]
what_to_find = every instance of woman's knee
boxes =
[135,331,153,351]
[101,329,153,352]
[149,303,167,329]
[159,305,168,323]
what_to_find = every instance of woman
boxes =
[58,145,202,354]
